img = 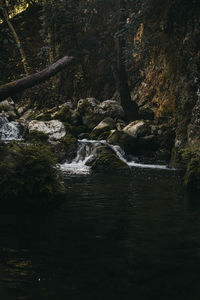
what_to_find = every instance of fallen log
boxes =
[0,56,73,101]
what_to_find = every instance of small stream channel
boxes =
[60,139,170,175]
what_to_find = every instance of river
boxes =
[1,168,200,299]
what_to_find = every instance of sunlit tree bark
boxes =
[0,0,29,75]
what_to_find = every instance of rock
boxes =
[91,117,116,138]
[123,120,146,136]
[20,108,37,121]
[28,120,66,141]
[138,135,158,152]
[116,119,126,130]
[99,100,124,118]
[0,98,17,118]
[52,103,81,125]
[51,134,78,163]
[77,98,124,129]
[91,149,129,172]
[35,107,57,121]
[107,130,138,155]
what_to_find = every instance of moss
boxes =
[184,157,200,191]
[53,106,70,122]
[35,112,52,121]
[68,125,89,137]
[171,147,193,167]
[172,147,200,192]
[24,129,49,143]
[0,142,65,206]
[98,131,111,140]
[91,153,129,172]
[89,130,111,140]
[51,134,78,163]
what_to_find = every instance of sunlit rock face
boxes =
[28,120,66,141]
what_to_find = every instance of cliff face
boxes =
[1,2,200,174]
[130,0,200,155]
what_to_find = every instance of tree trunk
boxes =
[115,0,138,121]
[0,56,73,101]
[0,2,29,75]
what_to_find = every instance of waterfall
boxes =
[60,139,170,175]
[0,115,23,141]
[60,139,106,174]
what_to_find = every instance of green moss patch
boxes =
[0,143,65,207]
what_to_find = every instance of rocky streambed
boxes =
[0,96,199,206]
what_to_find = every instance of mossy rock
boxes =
[53,105,71,122]
[53,106,81,125]
[0,142,65,207]
[69,125,89,137]
[24,129,49,143]
[98,131,111,140]
[171,147,200,192]
[184,156,200,191]
[51,134,78,163]
[35,112,52,121]
[91,153,129,172]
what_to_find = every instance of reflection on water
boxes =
[1,168,200,299]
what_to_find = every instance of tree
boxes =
[0,56,73,100]
[113,0,139,121]
[0,0,29,75]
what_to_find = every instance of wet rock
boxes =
[28,120,66,141]
[107,130,138,155]
[51,134,78,163]
[91,151,129,172]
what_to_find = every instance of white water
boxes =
[60,139,170,174]
[0,116,22,141]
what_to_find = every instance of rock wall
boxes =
[130,0,200,154]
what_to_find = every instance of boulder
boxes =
[77,98,124,129]
[91,117,116,138]
[0,98,17,118]
[107,130,138,155]
[99,100,124,119]
[123,120,146,137]
[50,134,78,163]
[91,144,129,172]
[52,103,81,125]
[28,120,66,141]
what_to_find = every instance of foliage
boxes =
[0,142,64,204]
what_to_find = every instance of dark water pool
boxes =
[1,168,200,300]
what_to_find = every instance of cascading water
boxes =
[0,115,23,141]
[60,139,105,174]
[60,139,170,175]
